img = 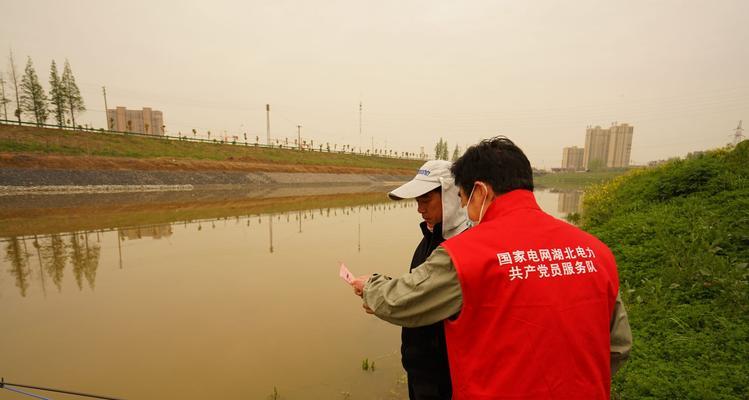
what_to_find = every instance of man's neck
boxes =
[421,221,443,237]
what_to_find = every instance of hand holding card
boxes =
[339,262,355,285]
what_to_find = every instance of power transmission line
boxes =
[732,120,745,145]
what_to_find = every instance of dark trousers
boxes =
[407,369,452,400]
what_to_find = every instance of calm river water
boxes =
[0,188,581,399]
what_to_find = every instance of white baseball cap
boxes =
[388,160,453,200]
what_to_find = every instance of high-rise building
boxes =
[561,146,585,171]
[106,106,165,136]
[583,125,610,169]
[582,123,633,169]
[606,123,634,168]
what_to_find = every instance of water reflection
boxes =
[1,190,580,298]
[555,190,584,215]
[35,234,64,292]
[1,197,413,297]
[0,189,396,238]
[4,233,104,296]
[70,233,100,291]
[120,224,173,240]
[5,237,30,296]
[1,188,579,399]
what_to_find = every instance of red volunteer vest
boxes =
[441,190,619,400]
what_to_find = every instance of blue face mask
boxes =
[464,182,488,225]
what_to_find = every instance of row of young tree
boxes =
[434,137,462,161]
[0,51,86,127]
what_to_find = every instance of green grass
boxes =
[534,170,629,189]
[579,142,749,399]
[0,124,423,171]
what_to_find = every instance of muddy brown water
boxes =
[0,188,578,399]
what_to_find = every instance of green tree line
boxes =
[1,50,85,127]
[434,137,462,161]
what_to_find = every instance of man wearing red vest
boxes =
[353,137,631,400]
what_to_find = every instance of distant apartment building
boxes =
[582,123,633,169]
[561,146,585,171]
[583,125,611,169]
[606,123,634,168]
[106,106,165,136]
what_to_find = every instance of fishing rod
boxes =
[0,378,125,400]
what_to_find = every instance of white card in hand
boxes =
[339,262,354,285]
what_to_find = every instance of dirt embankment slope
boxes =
[0,123,422,173]
[0,124,419,189]
[0,152,415,175]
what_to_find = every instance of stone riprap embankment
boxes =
[0,184,194,195]
[0,168,409,195]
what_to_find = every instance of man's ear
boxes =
[477,181,495,201]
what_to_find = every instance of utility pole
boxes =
[733,120,745,145]
[33,235,48,298]
[297,124,302,150]
[359,101,362,152]
[117,230,123,269]
[266,104,271,145]
[102,86,109,129]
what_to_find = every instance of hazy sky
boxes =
[2,0,748,168]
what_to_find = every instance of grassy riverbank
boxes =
[534,169,628,189]
[579,142,748,399]
[0,124,423,172]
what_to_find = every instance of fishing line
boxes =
[1,379,125,400]
[2,385,52,400]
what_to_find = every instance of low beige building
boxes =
[107,106,165,135]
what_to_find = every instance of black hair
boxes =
[450,136,534,195]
